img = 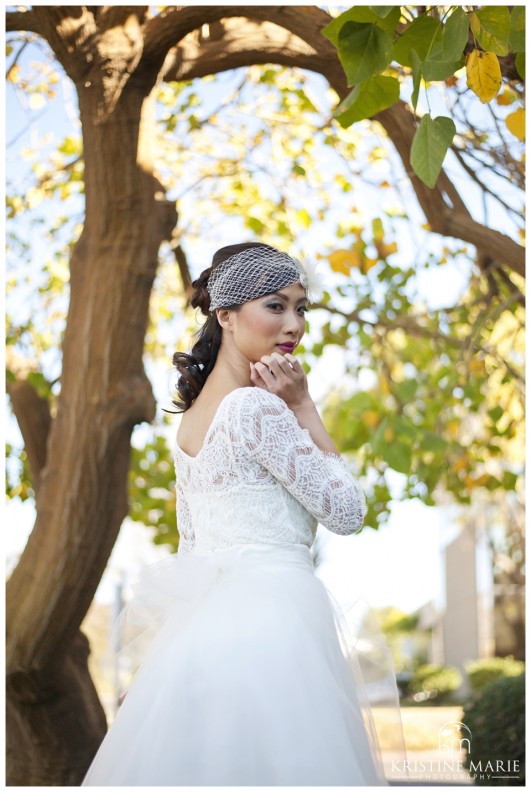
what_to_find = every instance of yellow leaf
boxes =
[496,88,517,106]
[328,249,361,275]
[360,257,378,274]
[447,420,461,438]
[7,64,21,83]
[368,146,388,162]
[362,411,380,428]
[466,50,502,103]
[506,108,525,141]
[375,241,398,259]
[452,454,469,474]
[379,375,390,395]
[469,358,486,376]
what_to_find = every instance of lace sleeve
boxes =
[176,485,195,555]
[236,388,366,535]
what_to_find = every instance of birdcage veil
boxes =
[207,246,309,310]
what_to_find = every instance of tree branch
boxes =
[161,17,333,84]
[6,9,42,35]
[156,12,525,281]
[6,379,52,500]
[95,6,149,31]
[171,240,194,301]
[143,5,334,70]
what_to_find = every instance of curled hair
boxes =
[170,242,277,412]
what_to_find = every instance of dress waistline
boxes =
[198,540,314,573]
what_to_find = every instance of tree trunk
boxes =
[6,65,177,784]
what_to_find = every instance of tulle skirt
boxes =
[82,542,401,786]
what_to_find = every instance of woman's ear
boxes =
[215,308,233,330]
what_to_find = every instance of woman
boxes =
[83,242,400,786]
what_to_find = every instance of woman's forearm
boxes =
[291,399,340,456]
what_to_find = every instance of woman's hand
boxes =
[250,352,340,455]
[250,352,312,412]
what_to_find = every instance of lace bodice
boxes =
[174,387,366,554]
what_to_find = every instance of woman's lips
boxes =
[276,343,297,353]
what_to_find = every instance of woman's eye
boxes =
[298,306,309,315]
[267,302,283,311]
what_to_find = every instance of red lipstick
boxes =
[277,342,297,353]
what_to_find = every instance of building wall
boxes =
[442,525,480,697]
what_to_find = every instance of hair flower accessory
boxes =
[297,255,325,303]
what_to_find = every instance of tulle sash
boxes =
[113,542,408,782]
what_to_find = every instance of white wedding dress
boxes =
[83,387,403,786]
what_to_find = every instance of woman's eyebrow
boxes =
[268,292,308,304]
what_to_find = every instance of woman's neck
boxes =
[204,343,252,396]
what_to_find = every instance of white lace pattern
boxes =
[174,388,366,554]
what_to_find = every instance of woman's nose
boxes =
[284,310,304,335]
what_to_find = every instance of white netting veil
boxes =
[207,246,309,310]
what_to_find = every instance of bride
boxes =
[83,242,401,786]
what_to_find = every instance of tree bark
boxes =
[6,16,176,784]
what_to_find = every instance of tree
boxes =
[5,6,524,785]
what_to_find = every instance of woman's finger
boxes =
[254,360,277,382]
[249,363,268,389]
[261,353,291,379]
[284,353,300,369]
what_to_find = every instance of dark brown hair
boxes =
[170,242,278,412]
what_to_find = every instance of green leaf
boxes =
[422,43,465,81]
[502,471,519,490]
[334,74,400,127]
[346,391,373,414]
[382,442,412,474]
[322,6,400,44]
[419,432,448,453]
[390,416,417,440]
[392,15,442,67]
[515,51,525,80]
[59,136,82,156]
[26,371,51,399]
[442,7,470,61]
[470,6,511,57]
[368,6,395,19]
[510,6,525,52]
[246,216,265,234]
[370,417,390,456]
[337,22,393,85]
[410,115,456,189]
[411,49,422,111]
[394,379,418,402]
[488,405,504,423]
